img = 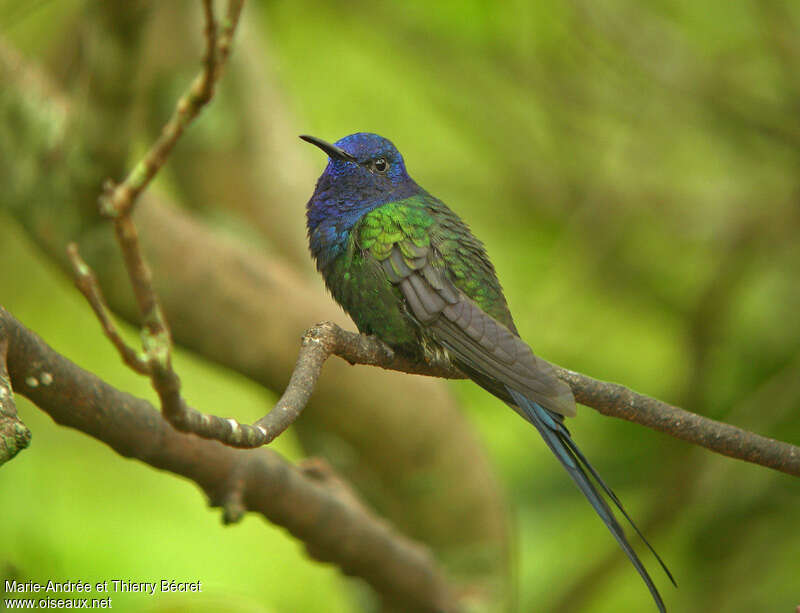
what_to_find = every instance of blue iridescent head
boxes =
[302,133,422,269]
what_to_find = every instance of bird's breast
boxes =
[322,249,435,362]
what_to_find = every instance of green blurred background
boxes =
[2,1,799,612]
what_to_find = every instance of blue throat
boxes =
[306,181,420,270]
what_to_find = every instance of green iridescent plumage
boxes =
[327,195,515,357]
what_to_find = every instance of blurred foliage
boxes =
[2,0,800,612]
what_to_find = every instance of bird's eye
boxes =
[373,157,388,173]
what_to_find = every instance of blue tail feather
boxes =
[506,386,671,612]
[559,430,677,587]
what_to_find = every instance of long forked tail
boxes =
[506,387,675,613]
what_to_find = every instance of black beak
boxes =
[299,135,357,162]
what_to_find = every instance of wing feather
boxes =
[381,242,576,417]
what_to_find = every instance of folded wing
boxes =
[379,241,576,418]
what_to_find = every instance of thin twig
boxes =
[217,0,245,74]
[199,0,217,102]
[67,243,149,374]
[97,0,244,219]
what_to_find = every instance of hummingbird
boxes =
[301,132,674,611]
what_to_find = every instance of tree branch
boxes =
[251,322,462,444]
[274,324,800,478]
[274,322,800,478]
[554,366,800,477]
[0,307,457,613]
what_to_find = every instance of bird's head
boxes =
[302,132,413,191]
[302,133,422,265]
[301,132,420,212]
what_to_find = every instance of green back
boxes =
[357,194,516,331]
